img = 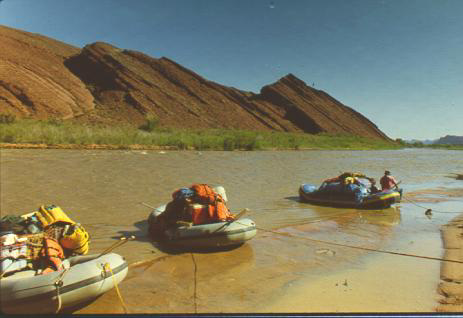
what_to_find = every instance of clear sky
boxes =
[1,0,462,140]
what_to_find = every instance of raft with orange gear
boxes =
[148,186,257,249]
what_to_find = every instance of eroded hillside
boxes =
[0,25,389,140]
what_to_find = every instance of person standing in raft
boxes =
[380,170,398,191]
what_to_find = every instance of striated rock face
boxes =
[64,42,268,130]
[0,25,95,119]
[0,25,389,140]
[248,74,389,139]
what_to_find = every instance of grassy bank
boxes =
[1,119,402,150]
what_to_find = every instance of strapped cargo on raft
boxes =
[34,205,90,255]
[299,172,403,209]
[1,205,128,314]
[1,205,90,278]
[148,184,257,248]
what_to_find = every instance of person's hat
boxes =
[385,170,391,175]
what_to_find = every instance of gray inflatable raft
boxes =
[0,252,128,314]
[148,204,257,248]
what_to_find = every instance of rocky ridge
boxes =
[0,25,389,140]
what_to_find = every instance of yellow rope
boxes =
[54,281,62,314]
[105,263,128,314]
[53,266,70,313]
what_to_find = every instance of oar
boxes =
[211,208,250,233]
[139,202,155,209]
[98,236,135,257]
[176,220,193,227]
[233,208,250,220]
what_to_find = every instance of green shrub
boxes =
[0,113,16,124]
[2,135,15,143]
[0,118,414,150]
[46,118,64,126]
[223,138,236,151]
[139,115,159,132]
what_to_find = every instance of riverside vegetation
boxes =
[0,115,444,151]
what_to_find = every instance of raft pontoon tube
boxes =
[148,204,257,248]
[0,252,128,314]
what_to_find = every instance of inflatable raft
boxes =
[299,183,402,209]
[0,252,128,314]
[148,204,257,248]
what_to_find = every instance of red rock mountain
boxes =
[0,25,389,140]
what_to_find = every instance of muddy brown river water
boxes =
[1,148,462,313]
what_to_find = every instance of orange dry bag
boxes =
[191,184,218,205]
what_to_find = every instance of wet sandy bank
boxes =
[74,222,389,314]
[437,214,463,312]
[405,187,463,312]
[405,188,463,203]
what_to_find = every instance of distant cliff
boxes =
[435,135,463,145]
[0,25,389,140]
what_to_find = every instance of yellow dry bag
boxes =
[59,223,90,255]
[34,205,75,228]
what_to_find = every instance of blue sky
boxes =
[1,0,462,140]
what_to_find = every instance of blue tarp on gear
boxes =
[172,188,195,201]
[318,182,367,204]
[345,184,365,204]
[319,182,343,193]
[301,184,317,193]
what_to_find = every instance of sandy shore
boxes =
[408,187,463,312]
[0,143,178,150]
[437,214,463,312]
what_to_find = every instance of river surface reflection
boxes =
[1,148,462,313]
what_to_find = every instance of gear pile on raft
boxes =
[148,184,257,249]
[0,205,128,314]
[299,171,403,209]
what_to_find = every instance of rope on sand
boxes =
[402,196,462,214]
[250,225,463,264]
[232,214,463,264]
[190,253,198,314]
